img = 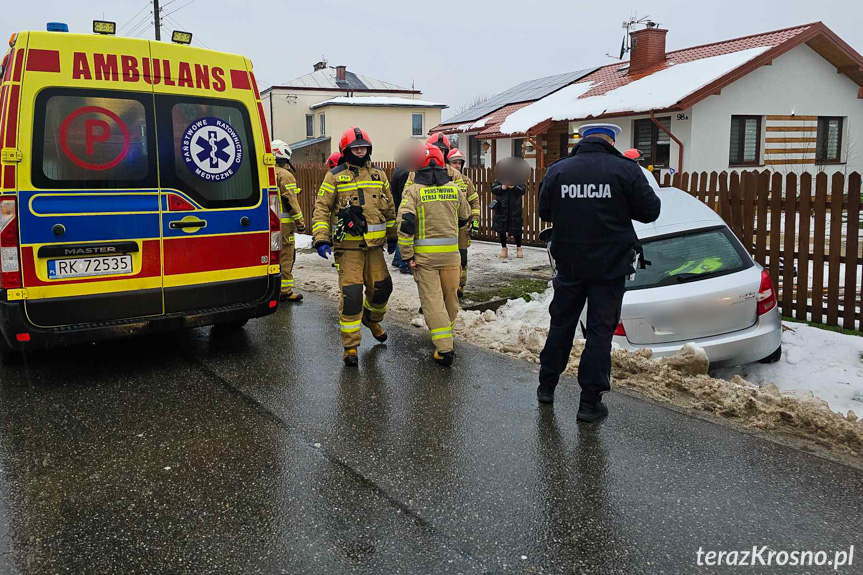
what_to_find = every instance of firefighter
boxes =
[312,127,397,366]
[272,140,305,302]
[327,151,342,169]
[398,144,471,366]
[446,148,480,297]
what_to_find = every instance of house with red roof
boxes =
[432,22,863,177]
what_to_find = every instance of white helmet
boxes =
[272,140,293,161]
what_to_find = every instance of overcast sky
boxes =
[7,0,862,120]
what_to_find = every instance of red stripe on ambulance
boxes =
[4,85,19,147]
[24,49,60,74]
[230,69,250,90]
[163,233,268,275]
[13,48,26,79]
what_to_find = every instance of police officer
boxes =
[446,148,480,297]
[398,144,471,365]
[537,123,661,422]
[312,127,397,366]
[272,140,305,302]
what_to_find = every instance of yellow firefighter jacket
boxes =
[312,162,397,250]
[407,163,467,194]
[276,165,304,233]
[398,167,471,266]
[462,173,480,223]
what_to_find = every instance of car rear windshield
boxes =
[32,88,156,189]
[156,95,259,208]
[627,226,753,290]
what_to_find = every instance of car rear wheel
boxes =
[759,345,782,364]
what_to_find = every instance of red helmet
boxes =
[447,148,466,164]
[339,126,373,153]
[426,132,451,152]
[326,152,342,169]
[422,144,445,169]
[623,148,642,160]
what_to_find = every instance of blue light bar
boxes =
[46,22,69,32]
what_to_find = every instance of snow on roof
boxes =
[499,46,771,134]
[277,68,412,92]
[309,96,446,109]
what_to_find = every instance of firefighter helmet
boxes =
[326,152,342,169]
[426,132,451,152]
[272,140,293,161]
[422,144,445,169]
[447,148,466,165]
[339,126,373,153]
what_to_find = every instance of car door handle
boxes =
[169,220,207,229]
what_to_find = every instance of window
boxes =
[633,117,671,168]
[412,113,424,136]
[513,138,524,158]
[468,135,483,167]
[816,117,843,163]
[728,115,762,166]
[306,114,314,138]
[627,226,752,290]
[319,114,326,136]
[156,95,259,208]
[32,89,156,189]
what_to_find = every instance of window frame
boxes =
[411,113,424,137]
[319,113,326,136]
[31,87,158,190]
[468,135,482,167]
[155,94,260,209]
[728,115,762,167]
[632,117,672,169]
[305,114,314,138]
[815,116,843,164]
[513,138,524,158]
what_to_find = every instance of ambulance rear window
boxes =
[32,89,156,189]
[156,95,259,208]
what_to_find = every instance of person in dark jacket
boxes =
[536,123,661,422]
[491,180,525,258]
[390,166,411,273]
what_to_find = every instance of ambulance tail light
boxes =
[0,198,20,289]
[268,191,281,264]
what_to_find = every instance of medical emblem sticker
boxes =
[182,117,243,181]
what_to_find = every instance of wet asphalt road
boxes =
[0,293,861,575]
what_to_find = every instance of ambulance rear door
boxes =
[149,43,272,313]
[16,32,163,327]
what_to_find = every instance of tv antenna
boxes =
[605,14,659,60]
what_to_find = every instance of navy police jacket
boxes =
[538,137,661,280]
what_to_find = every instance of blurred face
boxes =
[450,160,465,172]
[350,146,370,158]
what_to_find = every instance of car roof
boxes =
[633,186,726,240]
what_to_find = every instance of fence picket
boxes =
[847,173,862,331]
[811,173,828,324]
[797,173,812,321]
[781,173,797,315]
[827,172,845,326]
[768,172,783,292]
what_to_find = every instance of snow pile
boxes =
[310,96,446,108]
[713,323,863,418]
[454,289,863,459]
[500,46,771,134]
[294,233,313,249]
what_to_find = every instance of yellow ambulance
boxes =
[0,23,283,362]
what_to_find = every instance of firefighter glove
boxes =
[316,242,332,259]
[470,220,479,239]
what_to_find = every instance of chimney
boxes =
[629,26,668,75]
[336,65,347,81]
[313,60,327,71]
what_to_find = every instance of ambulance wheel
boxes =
[759,345,782,364]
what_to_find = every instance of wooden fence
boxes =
[289,163,863,330]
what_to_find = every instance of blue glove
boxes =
[387,238,397,254]
[316,243,332,259]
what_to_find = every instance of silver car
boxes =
[563,173,783,368]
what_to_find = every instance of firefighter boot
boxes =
[434,350,455,366]
[343,348,359,367]
[281,292,303,302]
[362,313,388,343]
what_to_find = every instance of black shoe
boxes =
[536,384,556,404]
[434,350,454,366]
[399,266,412,274]
[343,348,359,367]
[457,287,464,298]
[576,400,609,422]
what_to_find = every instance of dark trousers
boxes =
[539,274,626,403]
[499,232,522,248]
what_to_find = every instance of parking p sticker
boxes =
[182,117,243,181]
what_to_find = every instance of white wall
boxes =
[690,43,863,175]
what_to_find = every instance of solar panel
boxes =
[444,67,599,125]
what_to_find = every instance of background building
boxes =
[262,61,446,164]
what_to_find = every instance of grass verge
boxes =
[464,278,549,303]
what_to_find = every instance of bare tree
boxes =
[452,93,491,116]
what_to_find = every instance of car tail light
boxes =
[614,322,626,336]
[269,191,281,265]
[0,197,20,288]
[757,269,777,316]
